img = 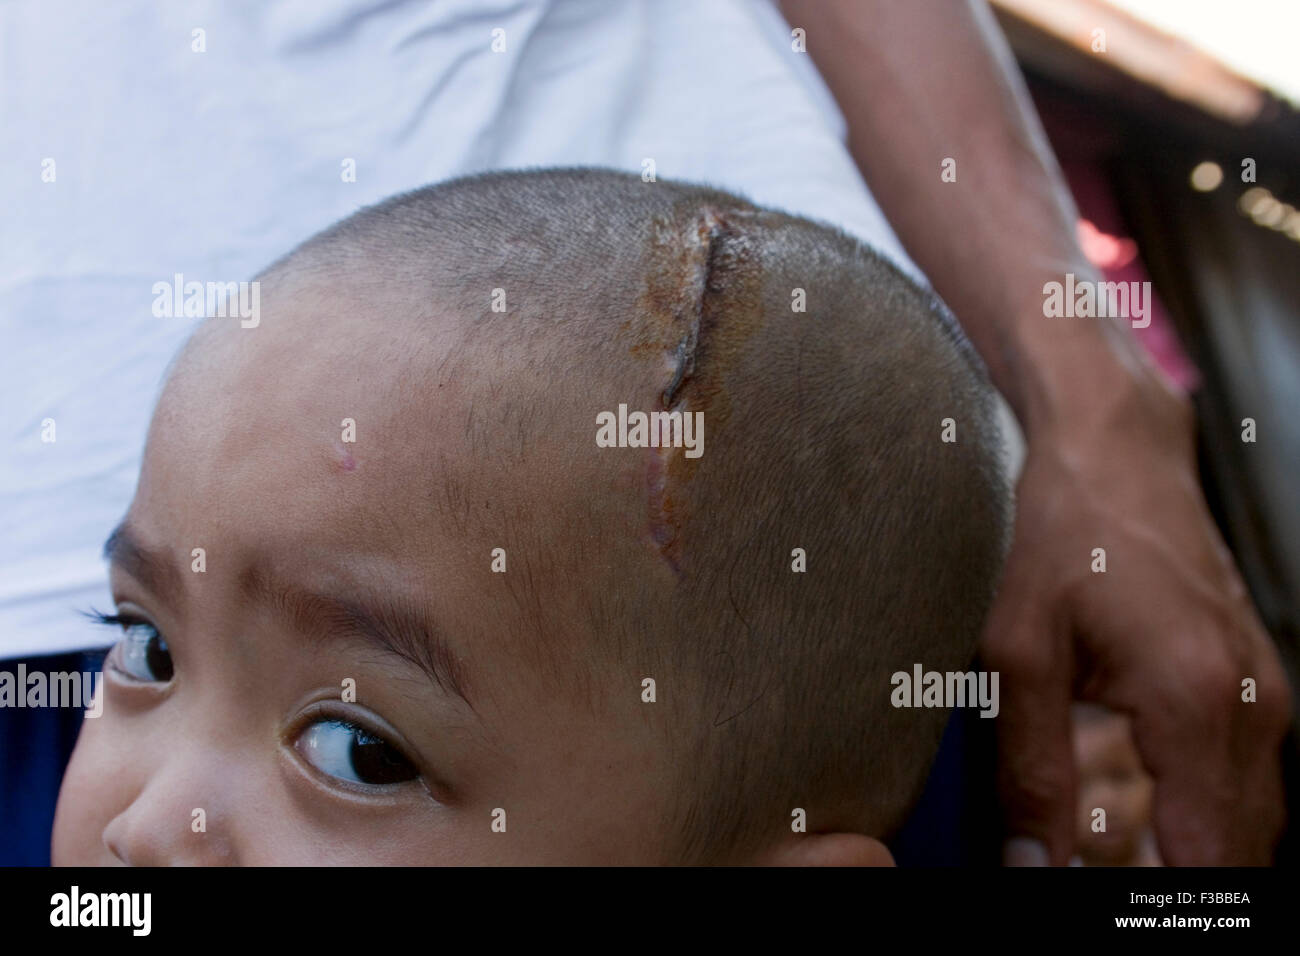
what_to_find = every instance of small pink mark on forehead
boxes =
[332,440,359,473]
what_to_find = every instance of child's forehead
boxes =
[147,327,484,545]
[134,287,666,652]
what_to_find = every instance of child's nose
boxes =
[101,776,237,866]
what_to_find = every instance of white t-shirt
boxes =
[0,0,930,658]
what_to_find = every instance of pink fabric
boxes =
[1061,159,1202,393]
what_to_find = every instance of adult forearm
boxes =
[781,0,1154,433]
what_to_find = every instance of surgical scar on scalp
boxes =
[632,202,764,574]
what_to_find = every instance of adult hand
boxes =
[984,364,1291,865]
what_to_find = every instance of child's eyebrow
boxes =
[103,522,474,711]
[243,568,475,712]
[103,523,180,598]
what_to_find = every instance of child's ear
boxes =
[760,833,896,867]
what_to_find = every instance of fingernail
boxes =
[1003,837,1049,866]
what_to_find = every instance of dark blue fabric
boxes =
[0,652,96,866]
[890,704,998,866]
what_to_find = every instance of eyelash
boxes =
[88,610,139,629]
[87,608,174,682]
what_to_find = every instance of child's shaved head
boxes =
[55,168,1010,866]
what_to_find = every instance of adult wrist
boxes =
[1003,277,1171,442]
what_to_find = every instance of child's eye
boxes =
[295,718,419,787]
[93,612,174,683]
